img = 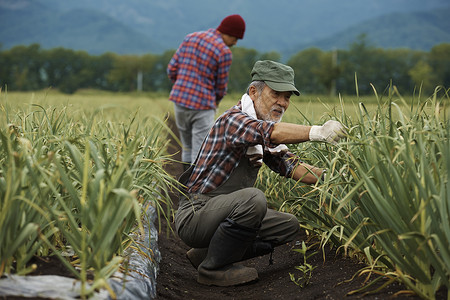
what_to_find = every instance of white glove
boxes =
[309,120,347,145]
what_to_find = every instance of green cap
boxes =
[251,60,300,96]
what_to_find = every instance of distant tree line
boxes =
[1,36,449,96]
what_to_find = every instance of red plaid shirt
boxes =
[167,28,232,110]
[186,102,301,194]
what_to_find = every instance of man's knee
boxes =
[286,215,300,236]
[278,214,300,244]
[231,188,267,228]
[243,187,267,214]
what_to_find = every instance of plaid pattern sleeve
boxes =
[187,105,302,194]
[167,29,232,110]
[263,151,301,178]
[215,49,232,102]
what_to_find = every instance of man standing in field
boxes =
[175,60,347,286]
[167,14,246,170]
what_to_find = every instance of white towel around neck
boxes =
[240,94,289,166]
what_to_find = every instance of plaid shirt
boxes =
[186,102,301,194]
[167,28,232,110]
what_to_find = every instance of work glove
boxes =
[309,120,347,145]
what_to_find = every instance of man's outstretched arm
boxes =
[271,120,346,145]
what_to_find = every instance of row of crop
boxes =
[0,101,178,298]
[258,86,449,299]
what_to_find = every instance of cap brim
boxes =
[265,81,300,96]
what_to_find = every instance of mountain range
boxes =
[1,0,449,57]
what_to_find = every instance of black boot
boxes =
[241,239,274,263]
[187,239,273,269]
[197,218,259,286]
[186,248,208,269]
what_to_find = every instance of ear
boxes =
[248,85,258,101]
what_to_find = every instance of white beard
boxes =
[240,94,289,166]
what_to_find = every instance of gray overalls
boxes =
[175,156,300,249]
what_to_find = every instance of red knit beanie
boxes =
[217,14,246,39]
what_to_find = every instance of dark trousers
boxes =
[175,187,300,249]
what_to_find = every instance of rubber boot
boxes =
[241,239,274,263]
[186,248,208,269]
[197,218,259,286]
[187,239,273,269]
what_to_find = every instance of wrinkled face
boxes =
[221,33,238,47]
[250,85,291,122]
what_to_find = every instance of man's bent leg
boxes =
[187,238,274,270]
[176,187,267,248]
[186,209,296,269]
[176,188,267,285]
[183,200,300,270]
[258,208,300,246]
[197,218,259,286]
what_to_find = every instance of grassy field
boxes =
[2,88,438,125]
[1,89,173,124]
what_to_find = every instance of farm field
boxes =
[1,88,418,126]
[1,88,448,299]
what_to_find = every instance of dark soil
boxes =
[156,117,432,300]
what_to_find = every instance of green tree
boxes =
[337,34,378,95]
[408,60,437,94]
[381,48,425,94]
[42,48,94,94]
[337,35,427,96]
[144,50,174,92]
[107,55,142,92]
[228,47,260,94]
[89,52,116,90]
[0,49,6,89]
[312,50,340,96]
[1,41,448,96]
[288,47,326,94]
[227,49,282,95]
[259,51,281,62]
[428,43,450,88]
[61,51,94,93]
[2,44,44,91]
